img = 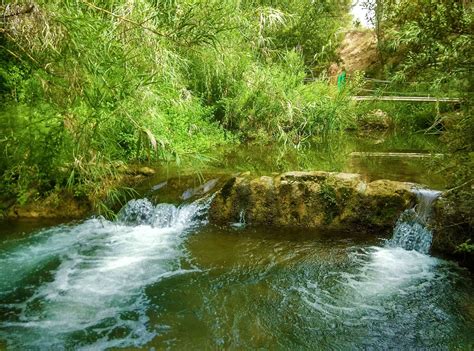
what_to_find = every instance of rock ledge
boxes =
[209,171,416,232]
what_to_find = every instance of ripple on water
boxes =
[289,245,472,349]
[1,196,473,349]
[0,197,211,350]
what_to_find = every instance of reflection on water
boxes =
[347,155,445,189]
[138,131,448,192]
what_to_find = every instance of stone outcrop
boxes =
[209,171,416,232]
[432,191,473,269]
[4,193,91,219]
[357,109,392,130]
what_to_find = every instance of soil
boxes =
[338,29,379,73]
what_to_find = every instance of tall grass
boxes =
[0,0,352,209]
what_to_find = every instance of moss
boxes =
[220,177,236,201]
[210,173,415,231]
[319,182,339,224]
[432,190,474,271]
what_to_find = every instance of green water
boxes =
[148,131,448,191]
[155,227,474,349]
[0,198,473,350]
[1,132,470,350]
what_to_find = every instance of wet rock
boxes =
[138,173,232,204]
[209,172,415,232]
[151,181,167,191]
[124,166,157,176]
[181,178,220,200]
[432,191,474,270]
[357,109,392,130]
[137,167,156,176]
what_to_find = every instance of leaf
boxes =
[143,128,157,151]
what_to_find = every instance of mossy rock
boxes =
[432,191,474,270]
[209,172,415,233]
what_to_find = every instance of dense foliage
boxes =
[365,0,473,256]
[0,0,471,217]
[0,0,353,206]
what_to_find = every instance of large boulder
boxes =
[209,171,416,232]
[432,190,473,269]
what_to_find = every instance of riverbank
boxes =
[1,132,471,270]
[2,167,472,271]
[0,164,159,220]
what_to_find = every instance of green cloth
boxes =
[337,70,346,91]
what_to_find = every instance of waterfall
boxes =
[117,197,211,228]
[230,209,246,228]
[388,188,441,254]
[0,196,213,350]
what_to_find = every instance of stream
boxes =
[1,133,473,349]
[1,193,473,349]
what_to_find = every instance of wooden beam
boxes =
[352,96,460,102]
[350,152,444,158]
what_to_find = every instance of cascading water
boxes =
[1,188,472,350]
[388,188,441,254]
[230,209,246,228]
[0,196,212,350]
[291,189,466,349]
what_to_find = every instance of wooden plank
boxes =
[350,152,444,158]
[352,96,460,102]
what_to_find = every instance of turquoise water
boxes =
[0,196,473,350]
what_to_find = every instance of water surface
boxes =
[145,131,448,191]
[0,198,472,350]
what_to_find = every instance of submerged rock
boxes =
[209,172,416,232]
[181,178,220,200]
[357,109,392,130]
[137,167,156,176]
[143,174,228,204]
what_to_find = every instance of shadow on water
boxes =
[0,132,469,350]
[138,130,448,193]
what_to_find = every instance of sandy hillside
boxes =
[338,29,378,73]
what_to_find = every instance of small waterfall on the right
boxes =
[231,209,246,228]
[388,189,442,254]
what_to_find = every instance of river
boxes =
[0,194,473,349]
[1,133,472,349]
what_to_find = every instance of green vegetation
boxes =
[0,0,471,217]
[362,0,472,260]
[0,0,352,210]
[359,0,472,130]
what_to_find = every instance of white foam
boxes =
[0,197,211,349]
[345,247,439,297]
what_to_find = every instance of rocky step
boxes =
[209,171,417,233]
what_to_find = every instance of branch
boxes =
[1,5,34,18]
[445,178,474,194]
[81,0,167,38]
